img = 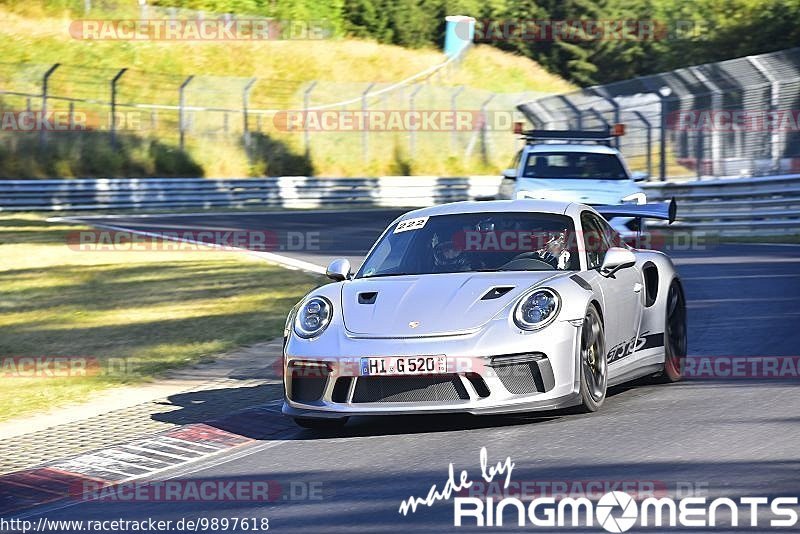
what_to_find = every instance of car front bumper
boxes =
[282,319,582,418]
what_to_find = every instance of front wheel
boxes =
[293,417,349,431]
[578,305,607,412]
[655,280,687,382]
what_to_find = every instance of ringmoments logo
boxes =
[398,448,800,531]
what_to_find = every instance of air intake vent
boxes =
[481,286,514,300]
[358,292,378,304]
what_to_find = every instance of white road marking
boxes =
[158,436,223,451]
[122,443,197,461]
[48,218,327,274]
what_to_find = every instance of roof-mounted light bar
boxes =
[513,124,626,146]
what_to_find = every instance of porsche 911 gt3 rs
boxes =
[282,199,686,429]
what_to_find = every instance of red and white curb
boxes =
[0,402,295,516]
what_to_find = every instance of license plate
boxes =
[360,356,446,376]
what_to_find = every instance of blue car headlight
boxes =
[294,296,333,339]
[513,288,560,330]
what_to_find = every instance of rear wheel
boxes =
[578,305,607,412]
[656,280,687,382]
[293,417,349,431]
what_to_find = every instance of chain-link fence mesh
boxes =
[0,51,543,177]
[518,47,800,180]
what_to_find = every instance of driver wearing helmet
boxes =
[533,230,571,270]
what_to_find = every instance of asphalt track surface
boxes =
[19,209,800,532]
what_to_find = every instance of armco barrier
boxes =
[643,174,800,235]
[1,175,798,236]
[0,177,502,211]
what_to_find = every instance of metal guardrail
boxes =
[644,174,800,234]
[0,177,502,211]
[1,175,798,236]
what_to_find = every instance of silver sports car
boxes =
[282,199,686,429]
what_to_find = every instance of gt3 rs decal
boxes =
[607,331,665,364]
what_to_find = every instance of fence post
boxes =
[631,111,652,179]
[654,85,673,181]
[242,77,256,145]
[748,55,781,172]
[179,75,194,151]
[692,67,722,177]
[591,86,621,148]
[479,93,495,164]
[587,107,609,129]
[557,95,583,130]
[450,85,464,150]
[694,118,704,179]
[303,81,317,157]
[39,63,60,147]
[110,68,127,147]
[362,83,375,163]
[409,84,424,158]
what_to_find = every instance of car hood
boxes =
[516,178,639,204]
[340,271,563,338]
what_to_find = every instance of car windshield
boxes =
[523,151,628,180]
[357,212,579,278]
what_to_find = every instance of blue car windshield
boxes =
[523,152,628,180]
[357,212,579,278]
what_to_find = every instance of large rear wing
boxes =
[595,198,677,224]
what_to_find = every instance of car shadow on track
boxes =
[149,378,674,441]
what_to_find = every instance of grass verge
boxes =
[0,213,320,421]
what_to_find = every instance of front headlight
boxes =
[293,296,333,339]
[621,192,647,205]
[513,288,560,330]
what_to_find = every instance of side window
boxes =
[581,212,611,269]
[596,216,624,248]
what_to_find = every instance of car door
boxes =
[580,211,644,366]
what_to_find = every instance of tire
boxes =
[293,417,349,431]
[578,305,607,412]
[655,279,687,383]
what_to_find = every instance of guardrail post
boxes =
[110,68,127,147]
[178,75,194,151]
[362,83,375,163]
[303,81,317,157]
[631,111,653,180]
[39,63,60,147]
[409,84,424,158]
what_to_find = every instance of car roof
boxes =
[399,199,578,219]
[524,143,621,155]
